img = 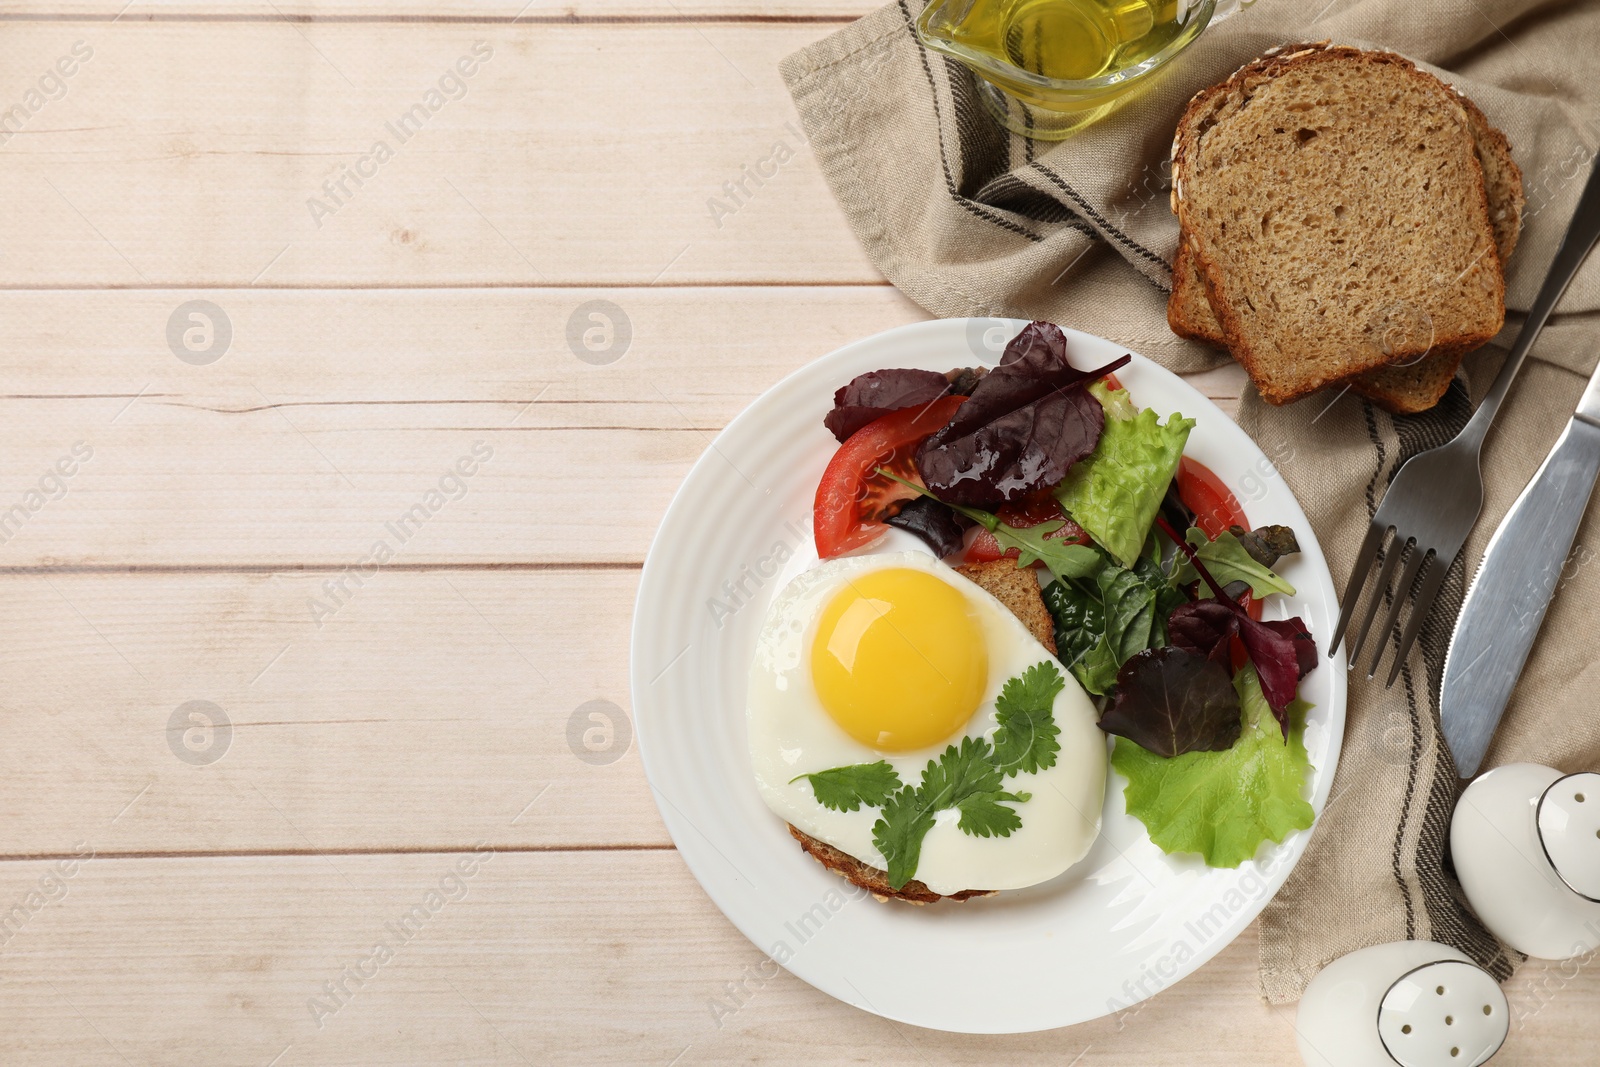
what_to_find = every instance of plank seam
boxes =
[0,844,677,861]
[0,13,861,25]
[0,562,643,575]
[0,281,895,291]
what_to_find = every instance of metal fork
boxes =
[1330,156,1600,684]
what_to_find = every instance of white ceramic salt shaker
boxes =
[1452,763,1600,960]
[1296,940,1509,1067]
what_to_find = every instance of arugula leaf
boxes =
[1055,382,1195,569]
[871,736,1031,889]
[790,761,902,812]
[988,519,1102,581]
[992,661,1065,776]
[1172,527,1296,598]
[1112,663,1315,868]
[877,468,1101,582]
[1098,646,1242,757]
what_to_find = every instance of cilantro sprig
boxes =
[790,761,901,812]
[792,661,1065,890]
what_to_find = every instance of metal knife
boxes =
[1441,365,1600,778]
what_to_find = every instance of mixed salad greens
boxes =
[812,321,1318,868]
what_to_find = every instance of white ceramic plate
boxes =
[631,319,1346,1034]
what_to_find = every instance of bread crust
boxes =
[953,558,1058,654]
[783,559,1058,904]
[1172,234,1469,414]
[1170,43,1507,406]
[1170,92,1523,415]
[787,825,996,904]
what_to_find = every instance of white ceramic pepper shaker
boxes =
[1296,940,1509,1067]
[1452,763,1600,960]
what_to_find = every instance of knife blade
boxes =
[1441,366,1600,778]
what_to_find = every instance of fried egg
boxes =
[747,551,1106,896]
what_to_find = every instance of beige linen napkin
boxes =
[782,0,1600,1002]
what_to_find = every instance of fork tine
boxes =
[1364,543,1429,679]
[1329,521,1388,654]
[1347,531,1406,666]
[1383,553,1449,687]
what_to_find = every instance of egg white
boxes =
[747,550,1107,896]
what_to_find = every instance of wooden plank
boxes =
[0,286,922,565]
[0,849,1588,1064]
[0,1,872,18]
[0,19,881,287]
[0,287,1240,567]
[0,567,664,853]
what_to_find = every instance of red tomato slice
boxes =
[813,396,965,558]
[1177,456,1248,539]
[1175,457,1263,620]
[964,495,1090,564]
[1100,371,1125,392]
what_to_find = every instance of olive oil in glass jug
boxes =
[916,0,1215,139]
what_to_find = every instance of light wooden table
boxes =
[0,3,1593,1063]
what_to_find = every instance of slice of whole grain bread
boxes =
[1171,43,1507,406]
[1168,85,1523,414]
[787,559,1058,905]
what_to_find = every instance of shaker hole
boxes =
[1577,792,1586,802]
[1401,1025,1412,1034]
[1483,1005,1493,1015]
[1445,1015,1454,1025]
[1451,1049,1460,1058]
[1437,985,1446,995]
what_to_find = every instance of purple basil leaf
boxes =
[884,496,969,558]
[822,369,955,443]
[1236,615,1303,735]
[1259,617,1318,679]
[914,322,1123,507]
[1160,479,1196,535]
[1168,600,1239,668]
[1099,646,1243,758]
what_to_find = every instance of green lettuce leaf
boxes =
[1111,663,1315,868]
[1172,527,1296,598]
[1055,382,1195,569]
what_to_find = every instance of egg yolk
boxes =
[810,568,988,751]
